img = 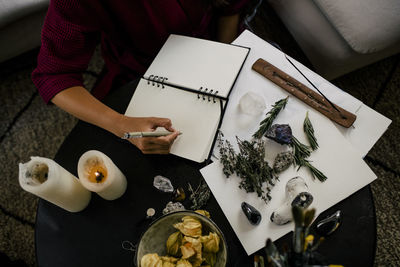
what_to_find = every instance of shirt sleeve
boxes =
[32,0,99,103]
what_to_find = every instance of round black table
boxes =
[35,80,376,267]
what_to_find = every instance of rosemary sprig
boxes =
[302,160,327,182]
[253,96,289,139]
[290,136,311,165]
[303,111,318,150]
[290,136,327,182]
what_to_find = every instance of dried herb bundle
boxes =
[218,133,276,203]
[303,111,318,150]
[188,180,211,210]
[218,132,236,177]
[253,97,289,139]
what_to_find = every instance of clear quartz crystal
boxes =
[163,201,185,214]
[238,92,266,116]
[153,175,174,193]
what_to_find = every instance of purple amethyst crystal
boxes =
[265,124,292,145]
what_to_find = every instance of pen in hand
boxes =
[122,130,182,139]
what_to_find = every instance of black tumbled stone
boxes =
[241,202,262,225]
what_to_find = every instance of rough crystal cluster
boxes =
[153,175,174,193]
[163,201,185,215]
[273,151,294,173]
[265,124,293,145]
[238,92,266,116]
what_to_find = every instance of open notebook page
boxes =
[125,79,223,163]
[143,34,249,98]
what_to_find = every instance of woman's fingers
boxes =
[122,116,180,154]
[130,131,180,154]
[148,117,175,131]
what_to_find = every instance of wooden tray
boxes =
[252,58,356,128]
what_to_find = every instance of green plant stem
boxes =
[253,97,289,139]
[303,111,318,150]
[290,136,327,182]
[303,160,327,182]
[291,136,311,165]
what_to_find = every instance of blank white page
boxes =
[125,79,223,163]
[144,34,249,98]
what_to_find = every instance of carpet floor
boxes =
[0,2,399,266]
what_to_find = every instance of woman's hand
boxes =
[117,116,180,154]
[52,86,179,155]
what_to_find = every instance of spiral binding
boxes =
[198,87,218,103]
[147,75,168,88]
[147,75,219,102]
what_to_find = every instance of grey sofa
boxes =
[0,0,49,63]
[268,0,400,80]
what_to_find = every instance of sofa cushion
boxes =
[0,0,48,28]
[313,0,400,54]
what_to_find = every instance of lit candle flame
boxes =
[94,171,104,183]
[87,165,107,183]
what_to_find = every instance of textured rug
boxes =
[0,2,399,266]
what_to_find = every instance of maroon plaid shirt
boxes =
[32,0,249,103]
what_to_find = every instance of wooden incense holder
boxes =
[252,58,356,128]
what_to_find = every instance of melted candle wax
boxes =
[87,165,108,184]
[78,150,127,200]
[19,157,91,212]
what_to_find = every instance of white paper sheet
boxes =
[230,30,391,157]
[199,30,389,255]
[144,34,249,98]
[125,79,222,163]
[201,110,377,255]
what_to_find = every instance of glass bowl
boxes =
[135,210,228,266]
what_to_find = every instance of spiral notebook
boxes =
[125,34,250,162]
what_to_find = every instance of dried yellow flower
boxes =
[142,214,221,267]
[180,242,196,259]
[189,258,203,267]
[160,256,179,263]
[161,261,176,267]
[203,252,217,267]
[141,253,163,267]
[200,232,220,253]
[194,210,210,218]
[182,236,203,266]
[173,216,202,237]
[166,231,183,256]
[176,259,193,267]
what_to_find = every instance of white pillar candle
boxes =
[18,157,91,212]
[77,150,127,200]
